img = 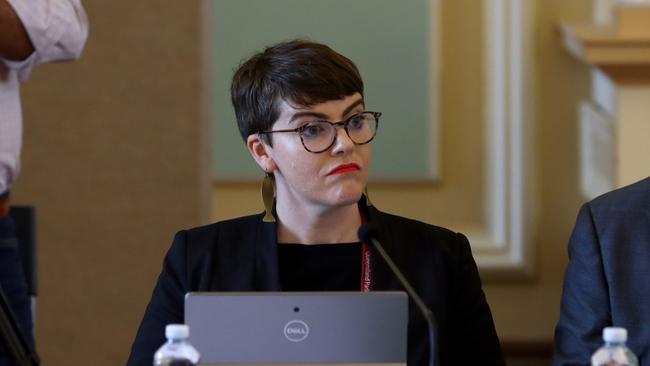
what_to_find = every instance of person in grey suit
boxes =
[553,176,650,365]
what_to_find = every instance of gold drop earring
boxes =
[261,172,276,222]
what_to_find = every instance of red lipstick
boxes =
[328,163,360,176]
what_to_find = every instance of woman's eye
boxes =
[348,115,366,129]
[301,124,324,138]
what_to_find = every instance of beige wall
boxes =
[12,1,208,365]
[8,0,598,364]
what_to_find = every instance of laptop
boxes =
[185,292,408,366]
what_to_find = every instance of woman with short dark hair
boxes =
[127,40,505,366]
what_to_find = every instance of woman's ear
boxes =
[247,134,276,172]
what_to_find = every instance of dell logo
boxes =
[283,320,309,342]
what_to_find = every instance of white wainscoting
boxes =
[470,0,537,278]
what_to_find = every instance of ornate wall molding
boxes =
[470,0,537,278]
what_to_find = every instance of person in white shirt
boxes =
[0,0,88,363]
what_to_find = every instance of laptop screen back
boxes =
[185,292,408,365]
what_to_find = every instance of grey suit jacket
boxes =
[554,176,650,365]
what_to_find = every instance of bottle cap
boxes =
[603,327,627,343]
[165,324,190,340]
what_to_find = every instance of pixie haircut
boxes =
[230,40,364,143]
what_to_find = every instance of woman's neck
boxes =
[275,201,362,244]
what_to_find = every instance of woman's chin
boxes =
[330,189,363,207]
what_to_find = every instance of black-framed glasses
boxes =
[259,111,381,153]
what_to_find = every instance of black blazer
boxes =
[126,203,504,366]
[553,177,650,365]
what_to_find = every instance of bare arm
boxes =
[0,0,35,61]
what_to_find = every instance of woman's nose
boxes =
[330,126,354,155]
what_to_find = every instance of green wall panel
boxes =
[210,0,437,181]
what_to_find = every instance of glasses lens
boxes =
[300,121,336,152]
[299,112,379,153]
[346,112,378,144]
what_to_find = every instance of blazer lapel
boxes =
[253,212,281,291]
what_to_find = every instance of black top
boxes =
[277,243,361,291]
[126,201,505,366]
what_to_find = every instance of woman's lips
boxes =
[327,163,360,176]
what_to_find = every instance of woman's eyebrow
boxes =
[288,111,329,124]
[342,98,365,116]
[288,98,365,124]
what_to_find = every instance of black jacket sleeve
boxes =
[447,232,504,365]
[126,231,189,366]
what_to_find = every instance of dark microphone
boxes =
[358,223,438,366]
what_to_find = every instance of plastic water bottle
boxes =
[153,324,200,366]
[591,327,638,366]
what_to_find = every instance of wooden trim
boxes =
[600,64,650,83]
[559,21,650,66]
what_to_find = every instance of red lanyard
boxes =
[360,243,372,292]
[359,208,372,292]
